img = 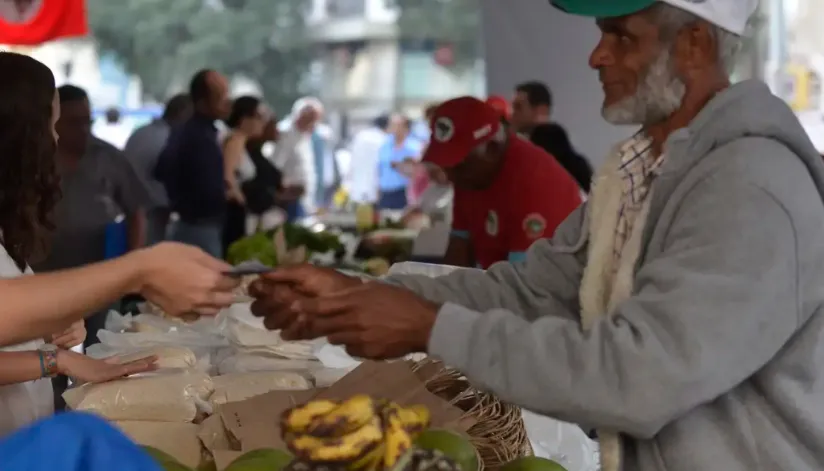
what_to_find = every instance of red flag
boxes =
[0,0,88,46]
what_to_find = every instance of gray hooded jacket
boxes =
[387,81,824,471]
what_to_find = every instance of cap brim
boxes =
[421,145,463,169]
[550,0,656,17]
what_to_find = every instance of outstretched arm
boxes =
[386,204,588,320]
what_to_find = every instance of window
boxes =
[327,0,366,18]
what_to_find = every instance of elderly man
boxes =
[250,1,824,470]
[273,98,325,220]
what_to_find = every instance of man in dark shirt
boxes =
[156,70,231,257]
[38,85,149,344]
[511,80,593,192]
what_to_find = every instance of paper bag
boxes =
[314,361,471,430]
[197,413,245,470]
[114,421,203,468]
[220,389,318,451]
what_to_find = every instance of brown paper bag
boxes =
[220,389,318,451]
[114,420,203,468]
[197,413,245,470]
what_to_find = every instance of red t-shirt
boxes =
[452,136,582,268]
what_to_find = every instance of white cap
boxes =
[661,0,759,35]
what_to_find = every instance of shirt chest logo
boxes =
[485,210,499,237]
[523,213,547,239]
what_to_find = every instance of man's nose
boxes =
[589,38,614,70]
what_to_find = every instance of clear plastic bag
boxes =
[224,303,315,359]
[522,410,600,471]
[87,344,214,375]
[104,310,134,333]
[96,325,228,351]
[209,371,313,407]
[224,303,279,347]
[217,351,322,375]
[63,372,215,423]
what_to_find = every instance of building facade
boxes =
[306,0,484,134]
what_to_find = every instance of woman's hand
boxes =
[130,242,240,317]
[57,351,158,384]
[49,321,86,349]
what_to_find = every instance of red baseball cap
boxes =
[422,96,502,169]
[486,95,511,119]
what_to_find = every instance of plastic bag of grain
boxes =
[208,371,313,407]
[63,372,214,422]
[217,351,321,375]
[224,303,315,359]
[86,344,213,374]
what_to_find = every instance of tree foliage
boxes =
[86,0,313,112]
[395,0,482,67]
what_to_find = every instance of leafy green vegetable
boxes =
[226,224,343,266]
[227,232,277,266]
[276,224,343,254]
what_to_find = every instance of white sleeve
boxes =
[272,129,306,186]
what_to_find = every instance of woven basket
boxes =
[413,359,532,470]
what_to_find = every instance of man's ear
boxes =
[673,21,716,76]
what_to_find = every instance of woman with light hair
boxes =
[272,97,323,220]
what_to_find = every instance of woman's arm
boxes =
[0,350,157,386]
[0,352,48,386]
[0,255,142,346]
[0,243,237,347]
[223,135,246,203]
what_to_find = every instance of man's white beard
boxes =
[602,49,686,126]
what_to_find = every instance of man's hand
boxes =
[249,264,361,331]
[50,321,86,349]
[132,243,240,316]
[289,282,440,359]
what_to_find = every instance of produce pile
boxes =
[227,224,343,266]
[140,394,571,471]
[281,395,440,471]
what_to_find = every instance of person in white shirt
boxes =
[0,51,240,436]
[273,97,323,219]
[345,115,389,204]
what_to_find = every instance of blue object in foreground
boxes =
[104,214,129,259]
[0,412,161,471]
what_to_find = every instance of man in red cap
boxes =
[425,96,582,268]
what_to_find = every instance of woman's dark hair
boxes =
[0,52,61,270]
[225,96,261,129]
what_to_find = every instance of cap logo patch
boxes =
[473,124,492,140]
[433,117,455,143]
[523,213,547,239]
[486,210,499,237]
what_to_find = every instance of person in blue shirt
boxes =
[377,114,423,210]
[0,412,161,471]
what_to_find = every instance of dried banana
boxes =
[287,416,384,463]
[282,400,340,434]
